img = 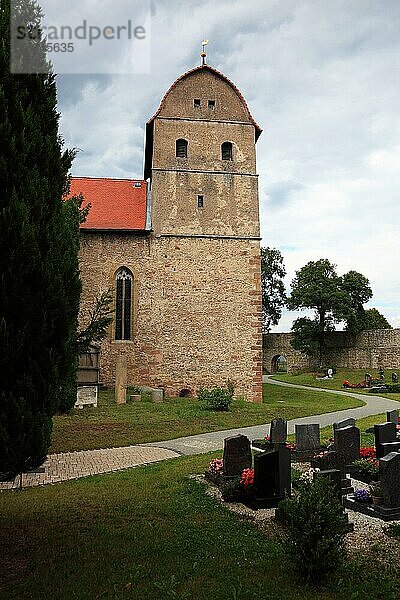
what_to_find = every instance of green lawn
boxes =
[0,454,397,600]
[50,383,364,454]
[270,368,400,398]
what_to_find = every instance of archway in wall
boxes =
[271,354,288,373]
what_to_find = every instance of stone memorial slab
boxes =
[270,418,287,444]
[223,434,252,477]
[380,452,400,508]
[313,450,345,473]
[115,355,127,405]
[75,385,98,409]
[152,388,164,403]
[333,418,356,430]
[365,373,372,387]
[334,425,360,464]
[386,410,399,425]
[392,372,398,384]
[313,469,342,502]
[381,441,400,457]
[295,424,320,451]
[254,445,291,502]
[374,422,397,459]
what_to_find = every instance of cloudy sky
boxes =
[55,0,400,331]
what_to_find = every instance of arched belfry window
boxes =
[221,141,233,161]
[176,138,188,158]
[115,267,133,340]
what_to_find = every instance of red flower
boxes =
[360,446,376,459]
[240,468,254,487]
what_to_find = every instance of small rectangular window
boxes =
[197,195,204,208]
[208,99,215,109]
[194,99,201,108]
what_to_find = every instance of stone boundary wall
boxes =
[263,329,400,373]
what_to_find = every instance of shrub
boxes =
[354,458,379,476]
[220,477,243,502]
[275,477,348,583]
[384,523,400,539]
[198,384,233,411]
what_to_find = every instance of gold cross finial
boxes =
[201,39,208,65]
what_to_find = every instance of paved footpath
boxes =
[1,378,398,490]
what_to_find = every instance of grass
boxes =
[50,383,364,453]
[0,454,398,600]
[270,368,400,398]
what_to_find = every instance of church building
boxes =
[71,59,263,403]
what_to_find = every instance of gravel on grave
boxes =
[191,466,400,567]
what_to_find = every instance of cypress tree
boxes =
[0,0,82,478]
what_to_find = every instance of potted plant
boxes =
[369,481,383,506]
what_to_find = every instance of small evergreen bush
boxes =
[198,382,234,411]
[275,477,348,582]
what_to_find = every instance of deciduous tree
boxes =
[260,247,286,333]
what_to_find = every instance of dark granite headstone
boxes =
[223,434,252,477]
[392,372,398,384]
[313,450,345,473]
[381,441,400,457]
[386,410,399,425]
[254,445,291,500]
[374,422,397,459]
[380,452,400,508]
[313,469,342,502]
[365,373,372,387]
[270,418,287,444]
[333,418,356,431]
[334,425,360,464]
[295,424,320,451]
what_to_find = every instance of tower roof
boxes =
[144,64,262,180]
[147,64,262,137]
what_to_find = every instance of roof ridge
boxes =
[146,64,262,139]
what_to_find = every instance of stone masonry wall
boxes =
[79,232,262,402]
[263,329,400,373]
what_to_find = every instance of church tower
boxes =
[144,61,263,402]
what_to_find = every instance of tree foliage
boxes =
[287,259,372,365]
[77,290,114,355]
[0,0,82,478]
[260,247,286,333]
[348,307,392,333]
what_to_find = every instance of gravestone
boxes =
[380,452,400,508]
[115,355,127,405]
[374,422,397,459]
[334,425,360,464]
[223,434,252,477]
[392,372,398,384]
[365,373,372,387]
[75,385,98,409]
[386,410,399,425]
[295,424,320,451]
[333,417,356,431]
[270,418,287,444]
[313,450,345,472]
[313,469,342,502]
[152,388,164,403]
[254,445,291,503]
[381,442,400,457]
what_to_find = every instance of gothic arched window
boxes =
[221,141,233,161]
[176,138,188,158]
[115,267,133,340]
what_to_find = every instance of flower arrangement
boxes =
[353,488,371,503]
[240,468,254,488]
[265,435,270,443]
[359,447,376,459]
[354,457,379,476]
[286,442,296,451]
[208,458,224,476]
[299,467,320,484]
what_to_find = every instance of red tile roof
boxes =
[69,177,148,231]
